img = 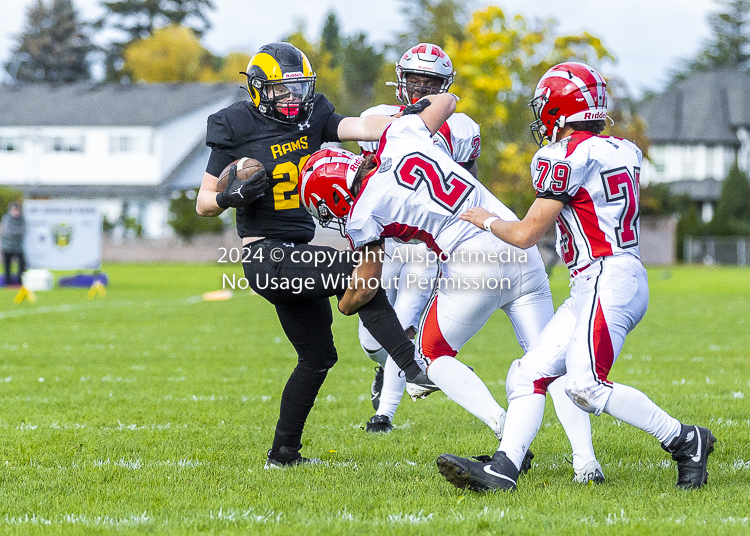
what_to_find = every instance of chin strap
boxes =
[550,116,567,144]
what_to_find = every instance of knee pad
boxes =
[564,382,605,415]
[505,359,536,402]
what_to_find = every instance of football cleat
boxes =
[437,450,519,492]
[365,414,393,433]
[573,460,605,485]
[661,424,716,489]
[472,448,534,476]
[405,371,441,401]
[371,366,384,411]
[264,446,322,469]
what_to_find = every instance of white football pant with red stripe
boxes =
[505,255,648,414]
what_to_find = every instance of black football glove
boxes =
[216,164,269,209]
[402,98,432,116]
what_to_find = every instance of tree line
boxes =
[4,0,750,242]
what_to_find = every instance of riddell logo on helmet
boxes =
[584,111,607,120]
[283,72,304,79]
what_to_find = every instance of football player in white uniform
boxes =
[437,62,716,491]
[298,92,604,481]
[356,43,482,434]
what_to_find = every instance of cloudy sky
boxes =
[0,0,718,98]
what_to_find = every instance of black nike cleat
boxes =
[471,448,534,476]
[437,451,519,492]
[661,424,716,489]
[365,414,393,433]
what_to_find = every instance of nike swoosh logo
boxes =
[691,426,702,463]
[483,465,516,484]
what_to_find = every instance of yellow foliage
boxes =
[123,25,212,83]
[444,6,614,213]
[216,52,252,82]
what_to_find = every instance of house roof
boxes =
[0,82,244,127]
[638,70,750,146]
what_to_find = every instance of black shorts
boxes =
[242,239,355,304]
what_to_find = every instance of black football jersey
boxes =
[205,94,344,242]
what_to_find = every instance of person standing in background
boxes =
[2,202,26,286]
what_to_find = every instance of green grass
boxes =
[0,264,748,535]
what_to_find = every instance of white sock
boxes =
[498,394,545,470]
[376,356,405,421]
[603,383,681,445]
[427,356,506,436]
[548,378,596,471]
[363,346,388,368]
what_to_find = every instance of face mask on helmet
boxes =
[528,62,609,147]
[388,43,455,106]
[243,42,317,123]
[298,148,362,236]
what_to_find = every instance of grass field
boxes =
[0,263,748,535]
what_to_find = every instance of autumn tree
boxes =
[99,0,214,81]
[444,6,614,212]
[5,0,96,83]
[122,25,249,83]
[123,24,212,82]
[398,0,470,48]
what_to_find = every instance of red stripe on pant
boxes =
[533,375,561,395]
[593,299,615,384]
[420,296,458,361]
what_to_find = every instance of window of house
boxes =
[110,135,148,154]
[0,137,19,151]
[46,136,85,152]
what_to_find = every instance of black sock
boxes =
[356,287,422,381]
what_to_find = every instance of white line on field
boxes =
[0,296,207,319]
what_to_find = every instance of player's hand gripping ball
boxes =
[215,157,268,209]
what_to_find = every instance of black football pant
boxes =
[242,239,417,453]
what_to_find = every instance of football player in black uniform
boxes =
[196,42,425,468]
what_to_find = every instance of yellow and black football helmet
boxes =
[242,42,316,123]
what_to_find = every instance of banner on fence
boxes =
[24,200,102,270]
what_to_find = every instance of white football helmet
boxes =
[389,43,455,105]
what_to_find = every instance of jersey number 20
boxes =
[395,153,474,213]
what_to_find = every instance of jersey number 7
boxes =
[601,167,640,248]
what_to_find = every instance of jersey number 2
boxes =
[395,153,474,213]
[601,167,640,248]
[272,155,311,210]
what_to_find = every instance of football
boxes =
[216,157,266,193]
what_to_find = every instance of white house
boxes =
[638,70,750,222]
[0,82,243,238]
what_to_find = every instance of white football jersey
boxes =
[346,115,517,254]
[531,132,643,271]
[358,104,481,164]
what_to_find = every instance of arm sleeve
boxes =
[205,113,236,176]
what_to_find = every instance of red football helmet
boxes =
[299,147,362,235]
[529,62,608,147]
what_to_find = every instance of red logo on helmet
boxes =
[584,111,607,120]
